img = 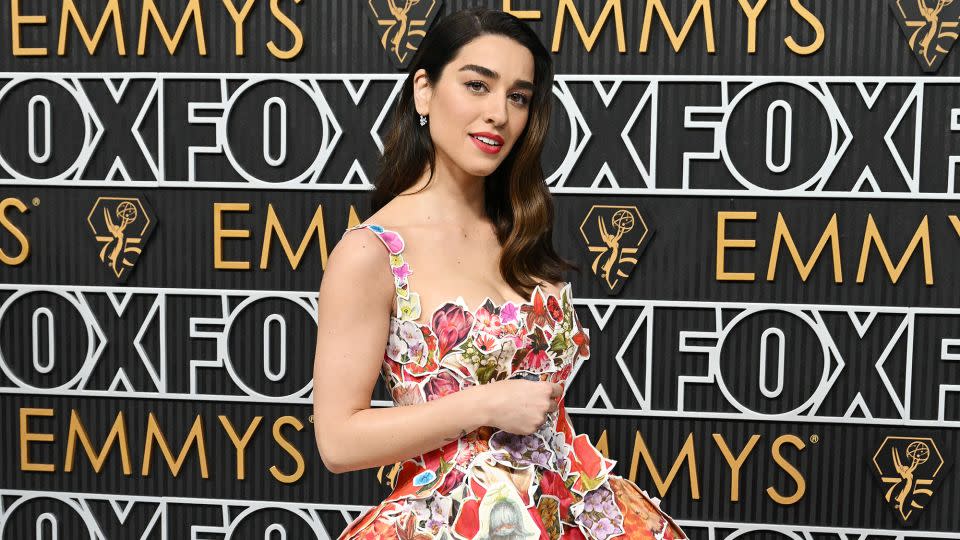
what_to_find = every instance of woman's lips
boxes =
[469,134,503,154]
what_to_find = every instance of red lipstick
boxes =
[469,132,504,154]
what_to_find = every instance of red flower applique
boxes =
[547,294,563,323]
[521,288,553,331]
[572,328,590,359]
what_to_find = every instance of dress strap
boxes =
[343,223,423,322]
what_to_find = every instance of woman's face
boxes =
[413,34,536,179]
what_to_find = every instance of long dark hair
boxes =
[371,7,577,297]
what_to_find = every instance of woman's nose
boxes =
[484,96,508,126]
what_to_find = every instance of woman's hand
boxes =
[480,380,563,435]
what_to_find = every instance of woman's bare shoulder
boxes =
[321,226,395,311]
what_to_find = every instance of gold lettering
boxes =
[766,434,806,504]
[270,415,305,483]
[0,198,30,265]
[767,212,842,283]
[137,0,207,56]
[628,431,700,499]
[64,409,131,474]
[948,215,960,239]
[218,415,262,480]
[58,0,125,56]
[594,429,610,457]
[20,407,55,472]
[141,412,209,478]
[552,0,626,53]
[736,0,768,53]
[640,0,715,53]
[267,0,304,60]
[221,0,255,56]
[784,0,824,55]
[856,214,933,284]
[716,211,757,281]
[502,0,541,20]
[712,433,760,502]
[260,203,328,270]
[11,0,47,56]
[213,202,251,270]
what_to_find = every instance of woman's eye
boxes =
[466,81,530,106]
[511,93,530,106]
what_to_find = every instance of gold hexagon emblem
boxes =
[86,196,155,281]
[365,0,443,68]
[871,435,949,524]
[888,0,960,73]
[579,205,653,293]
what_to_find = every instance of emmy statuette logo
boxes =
[365,0,443,68]
[579,206,653,294]
[86,196,155,281]
[870,436,950,524]
[889,0,960,72]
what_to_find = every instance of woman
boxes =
[313,8,687,540]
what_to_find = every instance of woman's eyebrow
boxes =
[458,64,535,92]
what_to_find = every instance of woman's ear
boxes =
[412,68,433,116]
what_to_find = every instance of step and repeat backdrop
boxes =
[0,0,958,538]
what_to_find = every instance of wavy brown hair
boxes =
[370,7,578,298]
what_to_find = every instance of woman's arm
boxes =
[311,229,491,474]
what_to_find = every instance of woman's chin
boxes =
[457,163,501,178]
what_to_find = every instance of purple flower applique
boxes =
[499,302,519,324]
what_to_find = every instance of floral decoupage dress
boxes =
[338,224,687,540]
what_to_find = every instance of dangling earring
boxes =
[419,114,428,127]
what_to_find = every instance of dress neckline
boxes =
[394,281,573,327]
[345,222,572,328]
